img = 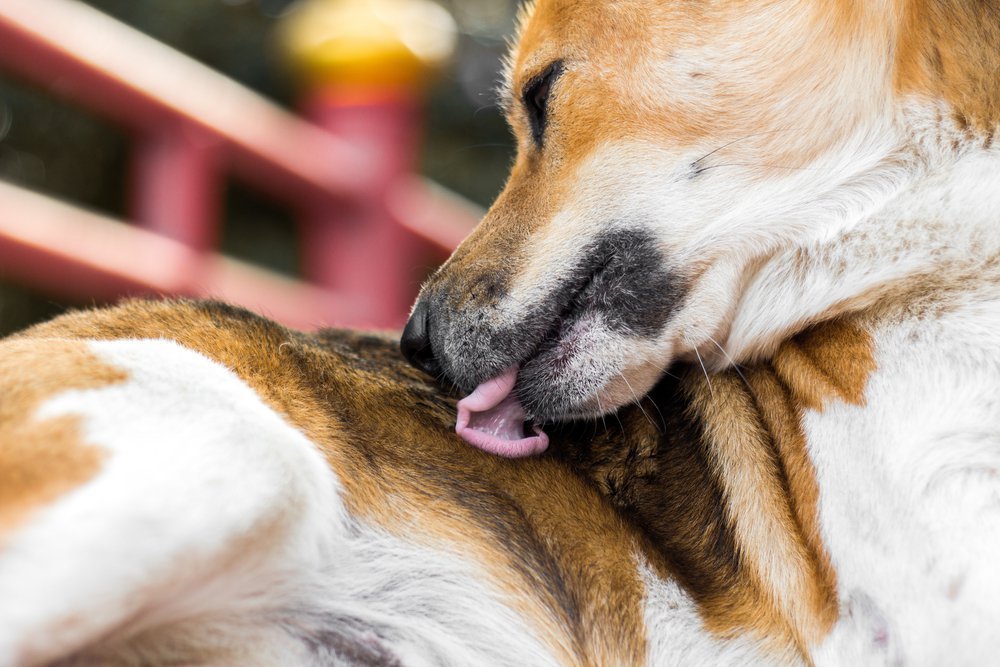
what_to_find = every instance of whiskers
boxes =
[688,126,812,179]
[594,390,610,433]
[616,370,666,434]
[688,328,753,396]
[693,347,714,397]
[705,334,751,390]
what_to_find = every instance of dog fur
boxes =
[0,299,770,666]
[2,0,1000,664]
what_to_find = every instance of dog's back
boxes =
[0,300,774,666]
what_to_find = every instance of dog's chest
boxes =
[806,304,1000,663]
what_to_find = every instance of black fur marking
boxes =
[422,227,685,398]
[572,229,684,336]
[550,368,747,613]
[410,227,688,420]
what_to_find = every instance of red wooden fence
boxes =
[0,0,481,329]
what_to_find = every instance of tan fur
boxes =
[700,321,873,650]
[5,1,999,660]
[418,0,995,660]
[696,320,872,650]
[434,0,1000,314]
[759,321,876,636]
[745,368,838,637]
[432,0,898,312]
[3,299,878,662]
[687,370,831,655]
[685,370,812,653]
[445,4,890,638]
[0,340,123,537]
[772,319,877,411]
[895,0,1000,137]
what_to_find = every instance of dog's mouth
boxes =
[454,285,609,458]
[445,229,682,457]
[455,366,549,458]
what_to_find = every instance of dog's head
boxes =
[403,0,908,441]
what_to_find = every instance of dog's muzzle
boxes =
[401,294,550,458]
[399,228,685,458]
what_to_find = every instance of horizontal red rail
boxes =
[0,180,348,330]
[0,0,372,206]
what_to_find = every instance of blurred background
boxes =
[0,0,520,334]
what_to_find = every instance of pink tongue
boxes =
[455,366,549,458]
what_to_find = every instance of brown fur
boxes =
[417,0,986,658]
[555,319,875,659]
[11,299,878,660]
[772,318,877,411]
[433,0,1000,321]
[895,0,1000,136]
[0,340,124,537]
[745,369,838,638]
[428,0,904,313]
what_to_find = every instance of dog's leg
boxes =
[0,338,341,666]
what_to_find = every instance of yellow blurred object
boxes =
[278,0,458,90]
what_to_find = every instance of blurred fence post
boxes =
[131,125,223,252]
[298,94,420,329]
[278,0,457,329]
[0,0,480,330]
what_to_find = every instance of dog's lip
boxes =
[453,263,613,446]
[455,366,549,458]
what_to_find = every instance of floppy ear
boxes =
[0,338,340,665]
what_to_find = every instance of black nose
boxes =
[400,299,441,377]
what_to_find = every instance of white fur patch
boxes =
[640,561,777,665]
[0,339,342,665]
[809,295,1000,664]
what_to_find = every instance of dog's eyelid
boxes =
[521,60,565,147]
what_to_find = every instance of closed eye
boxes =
[522,61,564,147]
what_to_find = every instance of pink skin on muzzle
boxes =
[455,366,549,458]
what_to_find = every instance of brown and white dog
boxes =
[2,0,1000,665]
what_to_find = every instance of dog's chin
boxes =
[516,350,610,422]
[519,329,675,424]
[450,308,674,457]
[506,314,636,422]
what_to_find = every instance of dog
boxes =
[2,1,999,665]
[401,0,1000,663]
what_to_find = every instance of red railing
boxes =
[0,0,481,330]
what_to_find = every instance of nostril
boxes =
[400,299,442,377]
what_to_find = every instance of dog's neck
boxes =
[717,107,1000,366]
[552,324,872,658]
[704,0,1000,366]
[893,0,1000,140]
